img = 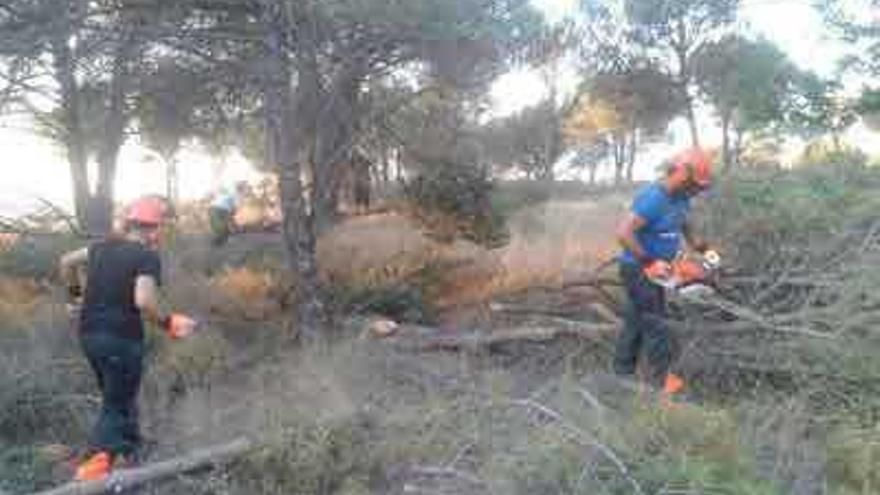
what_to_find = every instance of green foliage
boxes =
[228,415,380,494]
[856,88,880,131]
[586,65,683,136]
[0,444,58,494]
[0,234,83,280]
[822,0,880,77]
[622,405,782,495]
[693,34,853,144]
[695,37,792,130]
[405,163,510,248]
[330,283,433,324]
[482,98,566,180]
[137,60,200,160]
[623,0,739,37]
[0,323,92,445]
[827,424,880,495]
[799,141,869,168]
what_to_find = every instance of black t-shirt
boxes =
[79,239,162,341]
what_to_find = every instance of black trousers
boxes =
[80,332,144,458]
[209,207,232,246]
[614,262,672,385]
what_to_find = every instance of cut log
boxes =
[32,438,253,495]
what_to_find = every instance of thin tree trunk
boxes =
[625,128,637,183]
[613,134,625,186]
[733,127,744,168]
[721,110,732,172]
[684,98,700,148]
[165,155,179,208]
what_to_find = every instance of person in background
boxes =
[614,148,714,395]
[59,196,197,481]
[208,181,248,246]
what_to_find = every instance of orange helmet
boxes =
[670,148,713,189]
[126,196,165,227]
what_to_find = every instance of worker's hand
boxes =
[162,313,198,340]
[643,260,672,281]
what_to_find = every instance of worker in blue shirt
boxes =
[209,181,249,246]
[615,148,714,394]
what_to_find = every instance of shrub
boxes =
[225,415,380,495]
[0,444,59,494]
[0,277,47,325]
[206,267,285,320]
[0,234,83,280]
[827,424,880,495]
[405,163,509,248]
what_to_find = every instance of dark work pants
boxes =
[209,207,232,246]
[80,332,144,458]
[614,262,672,385]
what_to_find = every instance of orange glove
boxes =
[161,313,198,340]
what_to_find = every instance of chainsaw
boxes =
[644,249,722,298]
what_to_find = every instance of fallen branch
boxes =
[510,399,645,495]
[489,301,622,325]
[389,324,618,352]
[683,293,835,340]
[402,466,486,487]
[32,437,253,495]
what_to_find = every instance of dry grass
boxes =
[0,277,47,325]
[0,233,21,250]
[205,267,285,321]
[318,212,445,291]
[316,199,625,310]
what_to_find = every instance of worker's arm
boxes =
[616,213,650,264]
[135,274,197,339]
[134,274,163,326]
[59,247,88,297]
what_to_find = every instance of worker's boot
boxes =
[663,373,685,395]
[74,451,112,481]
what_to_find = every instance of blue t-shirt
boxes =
[211,189,237,211]
[620,183,691,265]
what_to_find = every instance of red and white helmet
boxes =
[670,148,713,189]
[125,196,166,227]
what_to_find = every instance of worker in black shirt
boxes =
[59,196,197,481]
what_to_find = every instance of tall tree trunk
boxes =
[93,43,131,236]
[51,3,89,231]
[312,62,363,234]
[264,1,323,340]
[673,24,699,148]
